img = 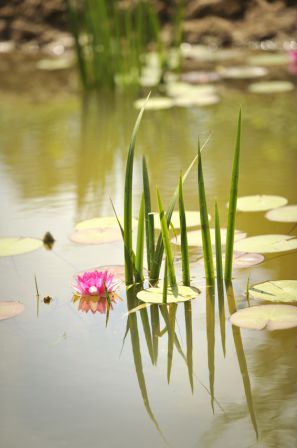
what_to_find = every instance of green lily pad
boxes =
[166,82,216,98]
[69,228,122,245]
[230,304,297,331]
[75,216,134,231]
[198,251,264,269]
[234,234,297,253]
[248,53,289,66]
[236,195,288,212]
[249,280,297,303]
[173,95,220,107]
[248,81,295,94]
[220,66,268,79]
[0,237,43,257]
[0,301,25,321]
[172,228,246,247]
[134,97,174,110]
[137,284,199,304]
[153,211,211,230]
[265,205,297,223]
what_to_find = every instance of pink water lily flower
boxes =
[73,270,116,297]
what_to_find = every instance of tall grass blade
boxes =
[206,281,215,412]
[167,303,177,383]
[226,281,258,437]
[156,188,177,289]
[162,258,168,304]
[124,95,149,285]
[150,305,160,364]
[214,201,223,281]
[150,134,211,284]
[179,175,190,286]
[139,307,155,365]
[135,194,145,283]
[225,110,242,282]
[142,157,155,273]
[217,279,226,357]
[184,301,194,392]
[198,140,214,282]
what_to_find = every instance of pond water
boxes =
[0,74,297,448]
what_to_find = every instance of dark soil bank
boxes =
[0,0,296,48]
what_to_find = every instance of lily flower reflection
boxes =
[72,270,119,314]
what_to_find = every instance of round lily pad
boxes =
[248,53,289,66]
[134,97,174,111]
[69,228,122,245]
[0,237,43,257]
[137,284,199,304]
[154,211,210,230]
[198,251,264,269]
[236,195,288,212]
[172,228,246,247]
[166,82,216,98]
[173,95,220,107]
[249,280,297,303]
[0,301,25,321]
[181,71,221,84]
[230,304,297,331]
[234,234,297,253]
[265,205,297,223]
[248,81,295,94]
[75,216,137,231]
[220,66,268,79]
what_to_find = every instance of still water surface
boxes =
[0,83,296,448]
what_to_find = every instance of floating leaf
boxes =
[0,301,25,321]
[248,53,289,66]
[173,95,220,107]
[230,304,297,331]
[134,97,174,110]
[69,228,122,245]
[235,195,288,212]
[234,234,297,253]
[36,57,74,71]
[75,216,137,231]
[153,210,210,230]
[248,81,295,94]
[198,251,264,269]
[137,285,199,304]
[166,82,216,98]
[172,228,246,247]
[181,71,221,84]
[265,205,297,223]
[249,280,297,303]
[0,237,43,257]
[220,66,268,79]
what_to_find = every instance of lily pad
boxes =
[134,97,174,111]
[248,53,289,66]
[0,301,25,321]
[265,205,297,223]
[236,195,288,212]
[198,251,264,269]
[248,81,295,94]
[137,284,199,304]
[36,57,74,71]
[181,71,221,84]
[172,228,246,247]
[0,237,43,257]
[249,280,297,303]
[173,95,220,107]
[153,211,211,230]
[166,82,216,98]
[75,216,137,231]
[230,304,297,331]
[234,234,297,253]
[219,66,268,79]
[69,228,122,245]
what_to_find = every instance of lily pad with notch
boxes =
[265,205,297,223]
[249,280,297,303]
[230,304,297,331]
[137,284,199,304]
[234,234,297,253]
[235,195,288,212]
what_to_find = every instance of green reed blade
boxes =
[206,281,216,412]
[142,157,155,273]
[139,306,155,365]
[184,301,194,392]
[167,303,177,383]
[162,258,168,304]
[124,95,149,285]
[179,174,190,286]
[225,110,242,282]
[198,140,214,282]
[104,282,111,328]
[150,305,160,365]
[157,188,177,289]
[135,194,145,283]
[214,201,223,281]
[217,278,226,357]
